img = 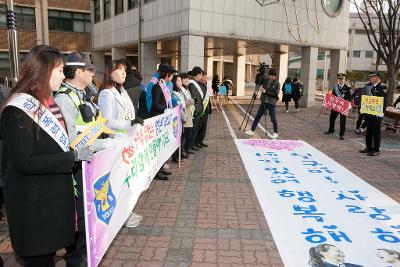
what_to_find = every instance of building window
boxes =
[317,51,326,60]
[115,0,124,15]
[48,10,91,32]
[94,0,100,23]
[104,0,111,19]
[128,0,139,9]
[0,6,36,30]
[353,51,361,58]
[365,51,374,58]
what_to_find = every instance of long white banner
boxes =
[83,107,182,267]
[235,139,400,267]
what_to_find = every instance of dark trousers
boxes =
[251,102,278,133]
[197,114,208,143]
[356,108,367,129]
[190,115,201,147]
[365,115,382,152]
[65,168,86,267]
[284,100,299,110]
[328,110,347,136]
[23,252,56,267]
[184,127,192,151]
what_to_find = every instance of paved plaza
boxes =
[0,99,399,267]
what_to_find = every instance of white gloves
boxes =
[90,138,116,152]
[73,146,94,162]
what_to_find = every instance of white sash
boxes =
[188,80,204,99]
[7,93,70,152]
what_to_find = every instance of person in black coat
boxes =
[291,78,303,111]
[0,45,93,267]
[121,59,143,116]
[324,73,352,140]
[359,72,388,156]
[211,74,220,96]
[187,67,204,152]
[196,71,211,148]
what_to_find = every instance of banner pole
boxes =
[178,145,181,168]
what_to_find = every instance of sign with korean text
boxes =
[360,95,385,117]
[323,93,352,116]
[235,139,400,267]
[82,107,182,267]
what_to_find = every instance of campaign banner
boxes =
[82,107,182,267]
[235,139,400,267]
[360,95,385,117]
[323,93,352,116]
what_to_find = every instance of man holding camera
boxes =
[246,69,280,139]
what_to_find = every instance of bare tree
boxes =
[352,0,400,105]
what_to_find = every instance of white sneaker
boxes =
[295,109,299,112]
[267,132,279,139]
[245,130,254,136]
[360,128,366,133]
[125,212,142,228]
[286,110,289,113]
[164,163,170,170]
[355,129,361,134]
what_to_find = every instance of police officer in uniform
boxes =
[324,73,352,140]
[55,52,115,266]
[359,72,388,156]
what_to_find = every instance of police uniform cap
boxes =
[65,52,96,70]
[158,64,177,74]
[337,73,346,79]
[369,71,381,77]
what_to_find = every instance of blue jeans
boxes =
[251,102,278,133]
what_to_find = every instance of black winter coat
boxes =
[0,106,76,257]
[188,81,203,117]
[149,83,167,117]
[124,74,142,116]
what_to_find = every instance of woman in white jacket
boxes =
[96,59,143,228]
[97,60,143,132]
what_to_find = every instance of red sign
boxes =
[323,93,351,116]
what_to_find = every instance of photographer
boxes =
[246,69,280,139]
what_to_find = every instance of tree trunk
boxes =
[387,67,396,107]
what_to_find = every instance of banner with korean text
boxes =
[360,95,385,117]
[235,139,400,267]
[82,107,182,267]
[323,93,352,116]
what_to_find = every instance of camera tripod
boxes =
[239,84,268,132]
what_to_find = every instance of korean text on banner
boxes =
[235,139,400,267]
[323,93,352,116]
[82,106,182,267]
[360,95,385,117]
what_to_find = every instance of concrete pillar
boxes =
[180,35,204,72]
[93,51,106,80]
[272,52,288,89]
[233,55,246,96]
[329,49,347,89]
[140,42,157,83]
[100,0,104,21]
[35,0,49,45]
[206,57,214,93]
[216,60,223,79]
[112,47,126,60]
[299,46,318,108]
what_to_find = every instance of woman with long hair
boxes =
[97,60,143,133]
[180,73,195,154]
[0,45,93,266]
[171,74,189,162]
[97,59,143,228]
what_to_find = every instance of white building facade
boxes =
[91,0,350,107]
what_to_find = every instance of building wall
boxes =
[0,0,91,77]
[347,14,386,72]
[92,0,350,51]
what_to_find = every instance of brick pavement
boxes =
[0,100,399,266]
